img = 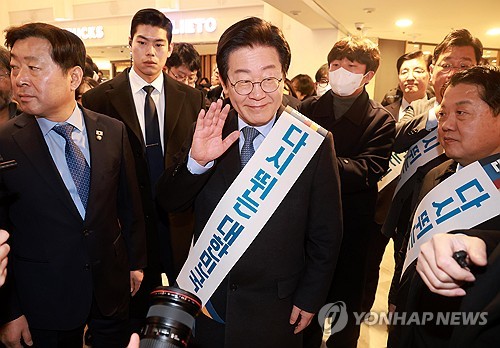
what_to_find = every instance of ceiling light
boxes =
[486,28,500,35]
[395,19,413,28]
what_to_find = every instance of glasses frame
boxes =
[227,76,283,96]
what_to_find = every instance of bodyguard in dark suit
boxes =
[82,9,204,329]
[300,36,395,348]
[157,17,343,347]
[0,23,146,348]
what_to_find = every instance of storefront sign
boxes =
[65,26,105,40]
[172,17,217,34]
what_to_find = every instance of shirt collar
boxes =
[237,115,276,138]
[129,67,164,95]
[37,102,83,136]
[401,98,411,111]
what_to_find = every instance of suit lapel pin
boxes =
[96,130,103,141]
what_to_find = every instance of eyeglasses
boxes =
[317,79,329,87]
[0,72,10,80]
[228,77,282,95]
[169,69,197,85]
[436,62,473,73]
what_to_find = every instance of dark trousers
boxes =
[304,218,371,348]
[21,296,129,348]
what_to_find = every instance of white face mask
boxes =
[329,67,365,96]
[316,83,331,97]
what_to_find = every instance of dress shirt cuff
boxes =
[425,107,438,131]
[187,149,214,174]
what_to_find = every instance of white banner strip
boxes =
[394,129,445,196]
[177,110,326,305]
[378,151,407,192]
[402,156,500,275]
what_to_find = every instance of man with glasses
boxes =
[393,29,483,152]
[314,63,330,97]
[383,31,483,332]
[82,8,204,333]
[156,17,342,347]
[300,36,396,348]
[165,42,201,88]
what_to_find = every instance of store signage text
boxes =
[65,26,105,40]
[172,17,217,35]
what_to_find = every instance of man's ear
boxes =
[220,79,229,95]
[167,42,173,58]
[69,66,83,91]
[429,64,435,80]
[363,70,375,85]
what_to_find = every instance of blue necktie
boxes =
[143,85,164,194]
[52,123,91,209]
[240,126,260,169]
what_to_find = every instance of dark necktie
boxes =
[240,126,260,169]
[52,123,91,209]
[143,85,164,193]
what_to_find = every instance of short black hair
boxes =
[291,74,315,98]
[130,8,173,44]
[216,17,291,85]
[327,36,380,73]
[396,51,431,73]
[5,22,85,73]
[447,65,500,116]
[433,29,483,64]
[165,42,201,72]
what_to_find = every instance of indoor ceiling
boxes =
[264,0,500,48]
[87,0,500,62]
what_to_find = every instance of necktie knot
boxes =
[240,127,260,169]
[52,123,75,141]
[242,126,260,144]
[143,85,155,97]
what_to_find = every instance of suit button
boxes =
[230,283,238,291]
[83,230,90,237]
[84,263,90,271]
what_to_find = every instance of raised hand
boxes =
[190,99,240,166]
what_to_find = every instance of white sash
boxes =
[402,155,500,275]
[378,151,406,191]
[177,107,327,305]
[394,129,445,196]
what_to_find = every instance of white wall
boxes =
[264,4,340,80]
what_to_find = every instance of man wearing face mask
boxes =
[314,63,331,97]
[300,36,395,348]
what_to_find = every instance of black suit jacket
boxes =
[299,89,395,222]
[0,107,146,330]
[157,108,343,347]
[82,70,204,276]
[385,99,402,121]
[396,159,500,348]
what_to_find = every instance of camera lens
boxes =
[140,286,202,348]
